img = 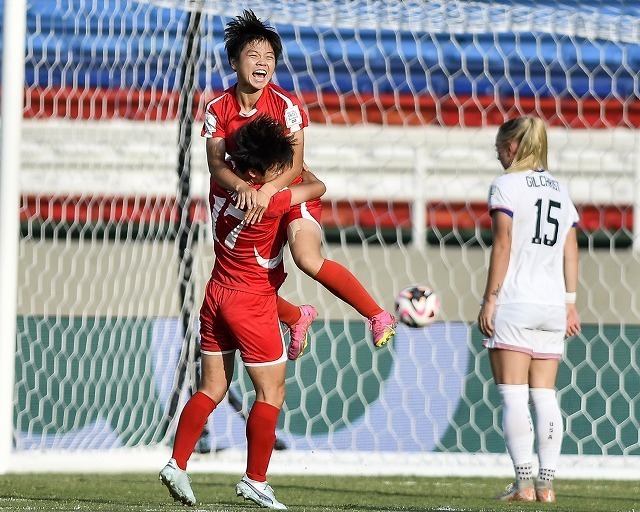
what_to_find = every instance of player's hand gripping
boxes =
[245,182,278,225]
[234,182,259,213]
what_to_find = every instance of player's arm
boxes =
[267,129,304,191]
[478,210,512,337]
[247,130,305,225]
[206,136,259,211]
[288,168,326,206]
[563,226,581,337]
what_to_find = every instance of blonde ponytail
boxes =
[497,116,549,173]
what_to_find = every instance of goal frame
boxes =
[0,0,26,475]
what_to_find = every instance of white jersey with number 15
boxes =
[487,169,579,307]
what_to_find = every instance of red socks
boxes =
[245,401,280,482]
[172,391,216,470]
[278,260,383,323]
[171,395,281,482]
[314,260,382,318]
[277,296,301,325]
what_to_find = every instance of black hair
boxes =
[230,115,295,176]
[224,10,283,66]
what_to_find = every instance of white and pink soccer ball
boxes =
[395,284,440,328]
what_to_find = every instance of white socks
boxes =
[530,387,563,476]
[498,384,563,488]
[498,384,534,467]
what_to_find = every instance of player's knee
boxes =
[261,387,285,409]
[291,251,323,276]
[197,383,228,404]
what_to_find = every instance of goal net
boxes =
[4,0,640,478]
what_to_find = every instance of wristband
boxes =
[565,292,576,304]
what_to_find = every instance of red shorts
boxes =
[199,280,286,365]
[283,198,322,226]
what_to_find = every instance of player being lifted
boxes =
[202,10,396,359]
[160,115,327,509]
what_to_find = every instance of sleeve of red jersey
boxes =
[263,188,292,218]
[201,100,226,139]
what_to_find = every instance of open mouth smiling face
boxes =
[235,40,276,90]
[252,68,269,84]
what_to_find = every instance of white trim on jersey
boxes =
[202,93,230,139]
[270,87,295,108]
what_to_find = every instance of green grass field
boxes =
[0,473,638,512]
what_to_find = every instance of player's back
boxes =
[489,169,578,307]
[209,180,291,295]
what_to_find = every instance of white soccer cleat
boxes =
[236,476,287,510]
[159,459,196,506]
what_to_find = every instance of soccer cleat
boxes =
[536,488,556,502]
[368,310,397,348]
[287,305,317,360]
[236,476,287,510]
[159,459,196,506]
[494,482,536,502]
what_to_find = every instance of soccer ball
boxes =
[395,284,440,328]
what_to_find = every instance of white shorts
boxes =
[483,303,566,360]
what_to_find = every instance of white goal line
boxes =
[9,448,640,480]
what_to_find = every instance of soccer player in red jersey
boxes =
[202,10,396,358]
[160,116,326,509]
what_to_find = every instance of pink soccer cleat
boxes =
[368,311,397,348]
[287,305,317,360]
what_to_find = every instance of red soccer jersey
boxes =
[201,83,309,153]
[209,180,292,295]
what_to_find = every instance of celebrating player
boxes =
[202,10,396,359]
[159,116,327,509]
[478,116,581,503]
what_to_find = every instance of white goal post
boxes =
[0,0,27,475]
[2,0,640,479]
